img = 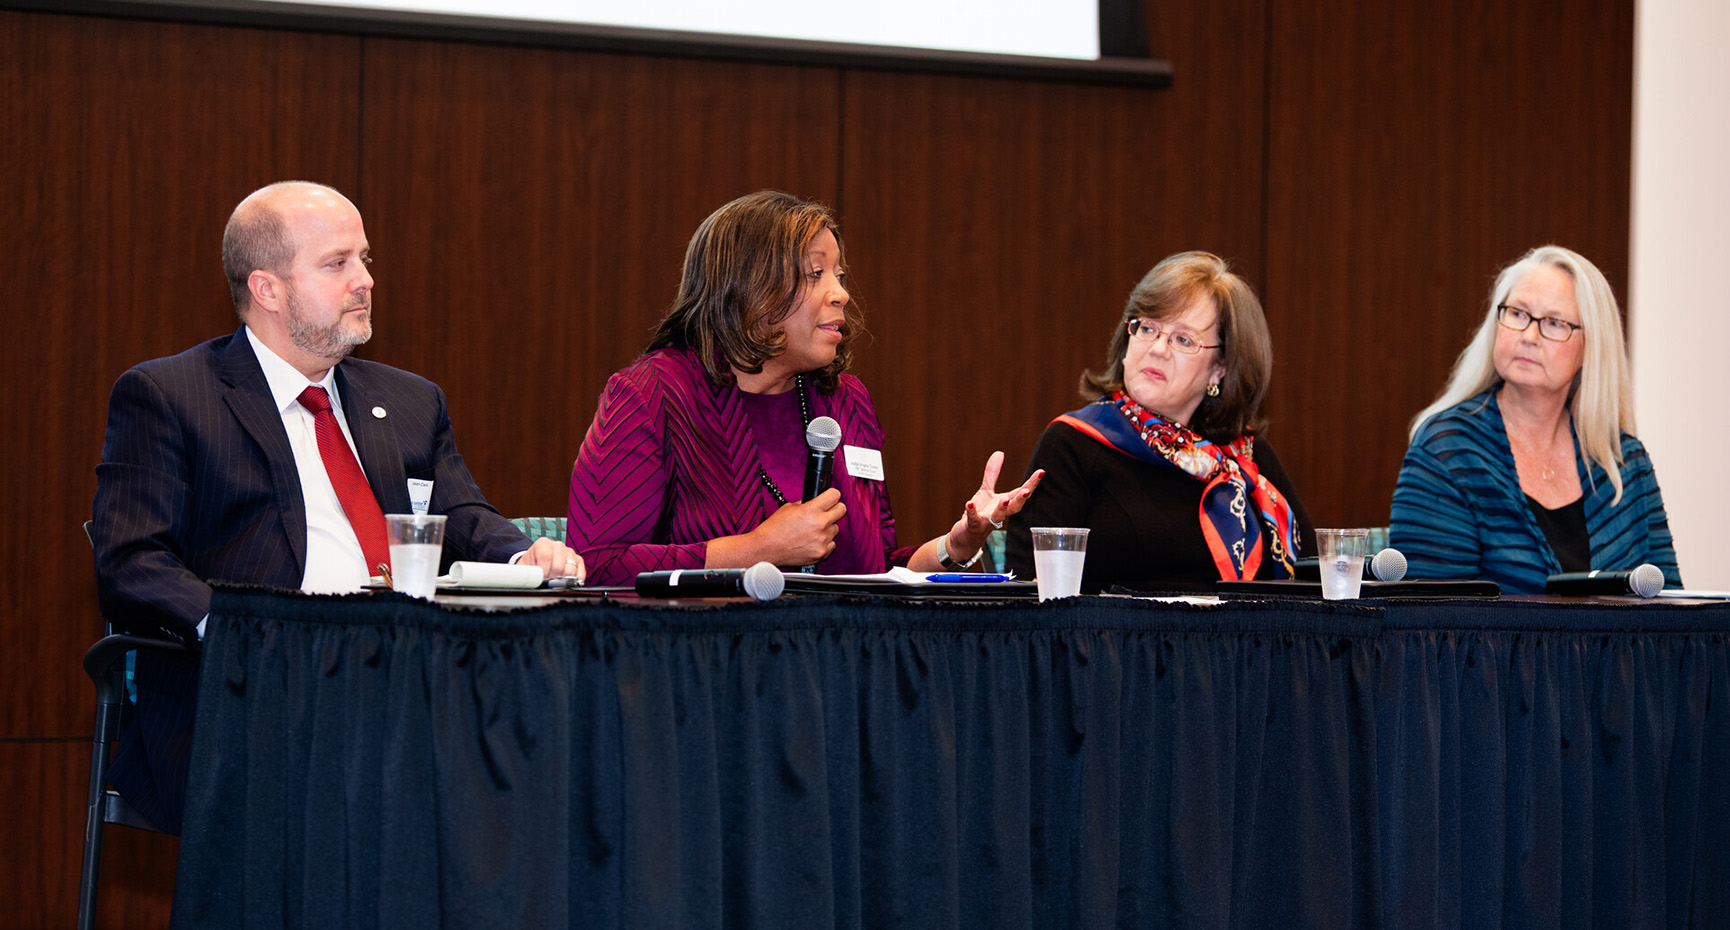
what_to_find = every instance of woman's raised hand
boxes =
[949,451,1043,555]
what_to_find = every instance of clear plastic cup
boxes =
[1316,528,1368,600]
[385,514,447,599]
[1030,527,1090,601]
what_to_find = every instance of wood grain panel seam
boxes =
[1257,0,1274,302]
[835,68,848,220]
[357,36,369,206]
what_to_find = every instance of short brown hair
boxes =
[647,190,864,392]
[221,181,321,316]
[1080,251,1273,443]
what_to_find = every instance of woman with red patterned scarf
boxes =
[1005,251,1314,593]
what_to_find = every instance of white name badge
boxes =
[407,479,434,515]
[843,445,885,482]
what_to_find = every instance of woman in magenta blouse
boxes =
[569,191,1041,586]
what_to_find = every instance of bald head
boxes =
[222,181,357,317]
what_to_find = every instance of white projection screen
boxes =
[289,0,1099,60]
[52,0,1170,84]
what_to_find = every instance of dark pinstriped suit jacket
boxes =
[93,327,529,642]
[89,328,531,831]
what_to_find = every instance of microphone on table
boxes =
[1368,547,1408,582]
[799,416,843,574]
[1546,564,1665,598]
[1295,548,1409,582]
[635,561,785,601]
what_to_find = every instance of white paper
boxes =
[782,567,1015,584]
[783,567,930,584]
[1099,593,1223,605]
[440,561,544,588]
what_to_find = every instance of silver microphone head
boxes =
[805,416,842,453]
[1629,562,1664,598]
[1370,547,1408,582]
[741,561,786,601]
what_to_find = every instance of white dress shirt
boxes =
[245,327,375,594]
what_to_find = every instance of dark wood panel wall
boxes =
[0,1,1631,925]
[1262,0,1634,521]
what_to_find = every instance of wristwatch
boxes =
[935,535,983,571]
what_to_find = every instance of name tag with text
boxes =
[407,479,434,515]
[843,445,885,482]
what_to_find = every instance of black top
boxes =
[1525,494,1591,573]
[1006,421,1316,593]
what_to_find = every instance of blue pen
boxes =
[926,573,1013,583]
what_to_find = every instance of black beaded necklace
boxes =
[755,374,811,507]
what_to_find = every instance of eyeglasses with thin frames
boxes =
[1126,318,1220,355]
[1497,304,1583,342]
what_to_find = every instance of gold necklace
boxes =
[1507,431,1557,481]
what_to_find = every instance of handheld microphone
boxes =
[1296,548,1408,582]
[1546,564,1664,598]
[799,416,843,574]
[803,416,842,500]
[635,562,785,601]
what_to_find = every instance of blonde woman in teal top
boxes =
[1389,246,1680,593]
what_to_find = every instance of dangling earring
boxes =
[1206,382,1220,397]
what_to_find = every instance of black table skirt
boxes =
[172,589,1730,930]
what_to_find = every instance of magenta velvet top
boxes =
[569,346,917,585]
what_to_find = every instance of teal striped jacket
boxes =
[1389,389,1681,594]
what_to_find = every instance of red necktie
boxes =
[297,385,391,576]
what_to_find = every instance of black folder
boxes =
[1214,579,1501,601]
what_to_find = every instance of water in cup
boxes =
[384,513,447,599]
[1315,528,1367,600]
[1030,526,1089,601]
[1034,549,1086,600]
[1320,555,1362,599]
[389,543,442,598]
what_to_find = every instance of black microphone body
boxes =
[1546,564,1664,598]
[799,416,843,574]
[635,562,785,600]
[803,449,834,503]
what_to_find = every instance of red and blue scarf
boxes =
[1053,392,1298,581]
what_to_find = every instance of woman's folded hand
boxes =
[749,487,847,567]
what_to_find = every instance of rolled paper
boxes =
[441,561,545,589]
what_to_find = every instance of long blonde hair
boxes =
[1409,245,1636,502]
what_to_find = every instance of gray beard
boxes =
[287,293,372,360]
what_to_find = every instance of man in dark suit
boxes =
[91,181,583,833]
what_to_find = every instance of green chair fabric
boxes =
[511,517,568,544]
[979,529,1008,574]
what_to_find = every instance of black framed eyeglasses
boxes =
[1497,304,1583,342]
[1126,318,1220,355]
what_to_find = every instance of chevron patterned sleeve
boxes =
[873,465,918,569]
[568,364,707,585]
